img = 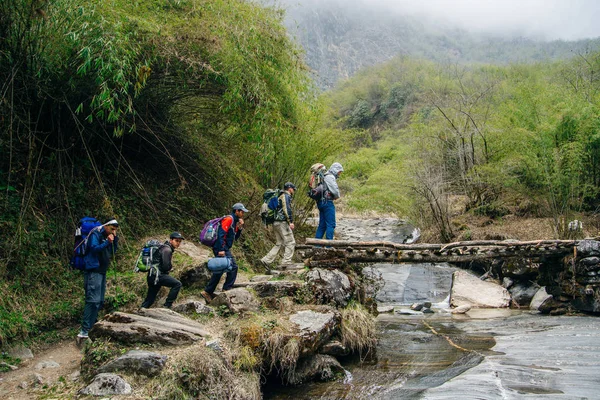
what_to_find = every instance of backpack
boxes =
[260,189,282,226]
[308,163,328,200]
[69,216,102,271]
[134,240,163,273]
[199,216,228,247]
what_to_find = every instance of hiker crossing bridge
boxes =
[298,238,593,267]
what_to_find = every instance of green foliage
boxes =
[0,0,327,344]
[321,50,600,239]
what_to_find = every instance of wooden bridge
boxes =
[298,238,593,267]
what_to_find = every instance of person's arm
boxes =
[282,193,293,223]
[87,230,109,254]
[159,246,173,273]
[217,216,234,254]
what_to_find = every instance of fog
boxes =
[280,0,600,41]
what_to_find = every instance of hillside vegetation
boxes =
[0,0,336,344]
[322,54,600,241]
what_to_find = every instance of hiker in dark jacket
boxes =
[140,232,184,309]
[261,182,296,269]
[78,219,119,341]
[201,203,247,302]
[316,162,344,240]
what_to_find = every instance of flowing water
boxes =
[266,218,600,399]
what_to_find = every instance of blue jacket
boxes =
[213,213,242,253]
[84,226,118,274]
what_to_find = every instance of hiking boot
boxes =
[260,259,272,274]
[201,291,213,303]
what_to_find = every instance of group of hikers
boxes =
[76,162,343,341]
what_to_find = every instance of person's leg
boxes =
[141,274,161,308]
[262,222,285,264]
[160,275,182,308]
[280,223,296,265]
[324,202,337,240]
[315,202,327,239]
[80,271,104,336]
[222,250,238,290]
[204,271,223,295]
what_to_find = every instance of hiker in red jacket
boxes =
[201,203,247,302]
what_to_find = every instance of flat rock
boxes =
[395,308,422,315]
[35,360,60,370]
[451,304,472,314]
[97,350,167,377]
[90,311,208,345]
[450,270,511,308]
[250,275,272,282]
[79,373,132,396]
[377,305,394,313]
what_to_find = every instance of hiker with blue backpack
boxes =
[315,162,344,240]
[260,182,297,270]
[140,232,184,309]
[77,218,119,342]
[201,203,247,303]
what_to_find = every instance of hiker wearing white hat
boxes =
[78,218,119,342]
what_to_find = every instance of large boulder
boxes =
[179,263,212,288]
[289,310,340,356]
[306,268,352,307]
[509,282,540,306]
[252,281,303,298]
[288,355,344,385]
[90,311,209,345]
[97,350,167,377]
[79,373,132,396]
[210,288,260,314]
[450,270,511,308]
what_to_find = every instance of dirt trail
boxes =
[0,239,216,398]
[0,340,82,399]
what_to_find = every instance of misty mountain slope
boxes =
[282,1,600,89]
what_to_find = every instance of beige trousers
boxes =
[262,221,296,265]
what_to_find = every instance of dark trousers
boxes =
[81,271,106,334]
[141,273,182,308]
[205,249,238,294]
[315,200,336,240]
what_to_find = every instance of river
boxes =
[266,218,600,399]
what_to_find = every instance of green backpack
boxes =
[134,240,163,273]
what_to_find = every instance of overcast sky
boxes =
[281,0,600,41]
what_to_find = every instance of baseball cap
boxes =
[284,182,296,190]
[232,203,249,212]
[169,232,185,240]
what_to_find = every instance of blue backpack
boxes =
[260,189,282,226]
[70,216,102,270]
